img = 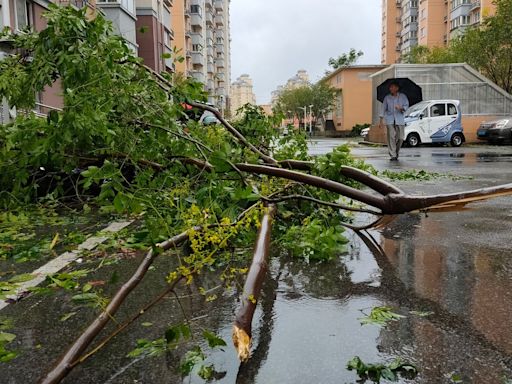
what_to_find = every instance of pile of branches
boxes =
[1,7,512,383]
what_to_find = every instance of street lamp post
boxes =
[309,104,314,136]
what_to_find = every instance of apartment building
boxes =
[230,74,256,115]
[270,69,310,105]
[381,0,496,64]
[171,0,231,112]
[1,0,231,121]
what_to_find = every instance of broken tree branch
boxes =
[236,163,387,211]
[187,101,278,166]
[40,230,193,384]
[261,194,382,215]
[340,166,404,195]
[236,163,512,215]
[233,204,277,362]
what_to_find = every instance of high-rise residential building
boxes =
[171,0,231,113]
[270,69,310,105]
[230,74,256,114]
[381,0,496,64]
[96,0,175,73]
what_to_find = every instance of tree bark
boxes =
[233,204,277,362]
[40,230,193,384]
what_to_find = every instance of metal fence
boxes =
[371,63,512,123]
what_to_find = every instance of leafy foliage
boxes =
[359,306,405,326]
[328,48,364,70]
[0,6,388,378]
[281,218,349,261]
[347,356,418,383]
[0,318,18,363]
[273,82,337,129]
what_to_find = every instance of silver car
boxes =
[477,118,512,144]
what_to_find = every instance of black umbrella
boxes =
[377,78,423,107]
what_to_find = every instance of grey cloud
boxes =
[230,0,381,103]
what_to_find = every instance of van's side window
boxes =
[430,104,446,117]
[447,104,457,115]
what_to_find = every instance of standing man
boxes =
[379,81,409,161]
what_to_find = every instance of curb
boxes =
[358,141,388,147]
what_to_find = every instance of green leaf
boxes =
[203,330,226,349]
[60,312,77,322]
[71,293,99,303]
[0,332,16,343]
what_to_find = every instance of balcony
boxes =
[215,14,224,27]
[470,0,481,11]
[214,0,223,11]
[191,71,205,83]
[191,51,204,65]
[191,32,204,45]
[205,11,213,25]
[205,0,212,8]
[215,58,225,68]
[396,16,401,22]
[396,0,401,6]
[191,13,203,27]
[395,31,401,37]
[216,72,225,81]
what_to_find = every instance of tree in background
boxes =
[273,83,337,131]
[403,45,460,65]
[404,0,512,94]
[328,48,364,71]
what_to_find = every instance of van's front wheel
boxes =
[406,133,421,147]
[451,133,464,147]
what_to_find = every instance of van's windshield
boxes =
[405,101,430,118]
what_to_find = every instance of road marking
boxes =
[0,221,133,311]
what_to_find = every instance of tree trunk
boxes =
[233,204,277,362]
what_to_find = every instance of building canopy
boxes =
[371,64,512,123]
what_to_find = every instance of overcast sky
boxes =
[230,0,382,104]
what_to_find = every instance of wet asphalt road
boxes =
[2,140,512,384]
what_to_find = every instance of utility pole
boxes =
[309,104,314,136]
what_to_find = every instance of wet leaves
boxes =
[202,330,226,349]
[0,319,17,363]
[347,356,418,383]
[359,306,405,326]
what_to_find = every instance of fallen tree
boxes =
[1,6,512,383]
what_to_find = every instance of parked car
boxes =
[361,127,370,139]
[477,118,512,144]
[403,99,465,147]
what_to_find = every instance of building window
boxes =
[192,44,202,52]
[15,0,31,31]
[190,4,201,15]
